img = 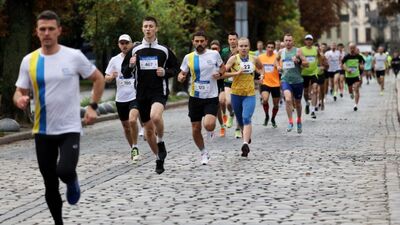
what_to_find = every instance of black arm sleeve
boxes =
[165,48,180,79]
[121,48,133,78]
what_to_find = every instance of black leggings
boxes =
[34,133,80,225]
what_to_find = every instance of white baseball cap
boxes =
[118,34,132,42]
[304,34,313,40]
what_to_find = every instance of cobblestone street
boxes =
[1,76,400,225]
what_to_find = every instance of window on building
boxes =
[365,4,370,13]
[352,5,358,16]
[366,28,371,42]
[354,28,359,43]
[337,26,341,39]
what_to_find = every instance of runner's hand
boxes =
[16,95,29,110]
[156,67,165,77]
[83,106,97,125]
[129,54,137,68]
[178,73,186,82]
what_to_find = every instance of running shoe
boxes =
[380,91,384,96]
[305,104,310,114]
[263,115,269,126]
[333,96,337,101]
[201,152,210,165]
[287,123,294,132]
[271,118,277,128]
[139,127,144,137]
[226,115,234,128]
[297,123,302,134]
[315,107,318,112]
[131,147,140,161]
[354,105,358,111]
[66,179,80,205]
[220,127,226,137]
[340,93,343,98]
[241,143,250,157]
[311,112,316,119]
[207,131,215,141]
[234,129,242,139]
[157,142,167,161]
[155,159,165,174]
[350,93,354,99]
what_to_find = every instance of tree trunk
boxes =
[0,0,33,119]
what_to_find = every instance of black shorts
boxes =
[302,75,318,88]
[317,73,326,85]
[345,77,360,87]
[376,70,385,78]
[224,81,232,88]
[327,71,340,78]
[188,97,219,122]
[116,100,139,121]
[217,79,225,93]
[340,70,345,75]
[260,85,281,98]
[137,95,167,123]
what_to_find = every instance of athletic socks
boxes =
[263,102,269,114]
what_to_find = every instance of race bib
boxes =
[349,67,357,73]
[264,64,274,73]
[194,81,210,93]
[139,56,158,70]
[306,56,315,63]
[240,62,254,74]
[119,79,134,87]
[282,60,295,69]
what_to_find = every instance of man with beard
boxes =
[178,31,225,165]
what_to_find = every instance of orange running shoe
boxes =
[222,114,228,125]
[220,127,226,137]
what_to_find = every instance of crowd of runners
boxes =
[12,10,400,225]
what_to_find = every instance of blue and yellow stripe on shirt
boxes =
[187,52,201,97]
[29,50,47,134]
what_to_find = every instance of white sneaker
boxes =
[207,131,215,141]
[201,152,210,165]
[139,127,144,136]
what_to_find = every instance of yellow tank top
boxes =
[231,54,256,96]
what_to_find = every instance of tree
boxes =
[298,0,346,39]
[0,0,77,119]
[379,0,400,16]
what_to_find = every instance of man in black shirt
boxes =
[391,51,400,78]
[122,16,179,174]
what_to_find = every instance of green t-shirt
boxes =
[281,47,303,84]
[300,46,319,76]
[342,54,365,78]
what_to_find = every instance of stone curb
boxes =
[0,100,188,145]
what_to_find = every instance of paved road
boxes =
[1,76,400,225]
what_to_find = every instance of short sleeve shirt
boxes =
[180,49,223,99]
[374,53,387,71]
[15,46,96,135]
[105,53,136,102]
[324,50,341,72]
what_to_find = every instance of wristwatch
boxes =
[88,102,98,110]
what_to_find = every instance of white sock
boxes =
[243,142,248,145]
[201,148,208,155]
[157,136,163,143]
[132,144,138,148]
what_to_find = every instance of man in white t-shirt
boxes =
[178,31,225,165]
[373,46,388,95]
[105,34,143,161]
[324,42,342,101]
[13,10,104,225]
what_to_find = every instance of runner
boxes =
[314,43,328,111]
[210,40,227,137]
[223,37,264,157]
[373,46,388,95]
[258,41,281,127]
[391,50,400,78]
[221,32,242,138]
[122,16,179,174]
[324,42,342,101]
[277,33,308,133]
[178,31,225,165]
[301,34,319,119]
[363,51,373,84]
[342,42,365,111]
[105,34,142,161]
[13,10,105,225]
[337,43,346,97]
[254,41,266,56]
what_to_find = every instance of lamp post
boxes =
[235,0,248,37]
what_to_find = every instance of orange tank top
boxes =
[258,53,280,87]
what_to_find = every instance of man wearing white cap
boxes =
[105,34,142,161]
